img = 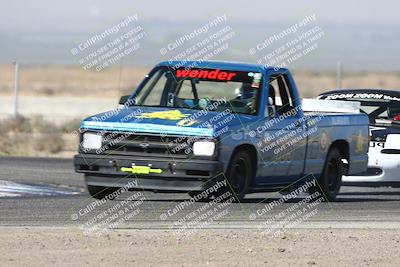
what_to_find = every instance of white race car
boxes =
[318,89,400,187]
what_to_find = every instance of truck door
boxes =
[257,72,307,186]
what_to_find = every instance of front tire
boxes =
[86,184,120,200]
[225,150,253,202]
[188,191,214,202]
[85,175,120,200]
[310,147,343,202]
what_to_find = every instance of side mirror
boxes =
[265,97,276,117]
[118,95,130,105]
[267,105,276,117]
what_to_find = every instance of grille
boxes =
[98,132,195,158]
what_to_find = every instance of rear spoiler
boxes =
[301,99,361,113]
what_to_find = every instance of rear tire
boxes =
[310,147,343,202]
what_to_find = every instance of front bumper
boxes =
[74,154,223,192]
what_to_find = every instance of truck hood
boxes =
[80,106,251,137]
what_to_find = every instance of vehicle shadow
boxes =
[114,192,397,203]
[340,191,400,196]
[240,196,396,203]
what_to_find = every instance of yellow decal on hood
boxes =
[177,118,197,127]
[135,109,197,127]
[136,110,189,120]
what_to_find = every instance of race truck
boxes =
[74,60,369,202]
[318,89,400,187]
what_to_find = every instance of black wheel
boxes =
[188,174,228,202]
[278,188,294,196]
[188,191,214,202]
[225,150,253,202]
[86,184,120,200]
[310,147,343,201]
[85,175,121,200]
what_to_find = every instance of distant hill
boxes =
[1,21,399,71]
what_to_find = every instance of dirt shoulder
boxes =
[1,228,399,266]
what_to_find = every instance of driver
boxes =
[232,83,257,113]
[233,83,255,103]
[240,83,254,101]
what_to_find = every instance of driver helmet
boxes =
[388,106,400,121]
[239,83,254,99]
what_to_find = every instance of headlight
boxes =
[193,141,215,156]
[82,132,102,150]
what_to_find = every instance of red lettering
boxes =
[217,72,227,80]
[226,73,237,81]
[198,70,209,79]
[189,70,199,78]
[175,69,237,81]
[208,69,220,79]
[176,69,190,78]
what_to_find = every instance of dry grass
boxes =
[0,65,400,99]
[0,115,79,157]
[0,64,149,98]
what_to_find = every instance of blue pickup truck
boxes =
[74,60,369,202]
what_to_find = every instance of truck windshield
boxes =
[133,67,262,115]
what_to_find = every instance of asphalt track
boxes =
[1,157,400,229]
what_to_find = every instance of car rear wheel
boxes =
[310,147,343,202]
